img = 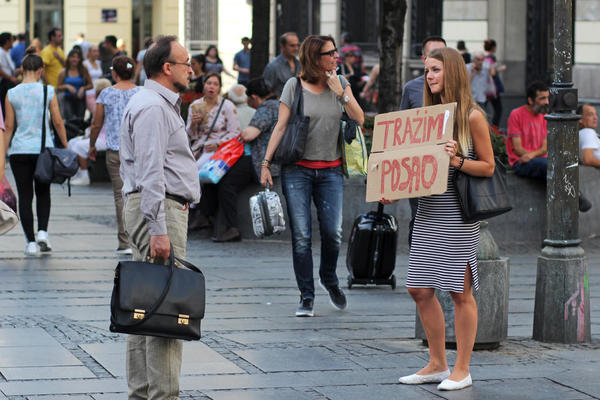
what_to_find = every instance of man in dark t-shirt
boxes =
[103,35,125,82]
[233,37,251,85]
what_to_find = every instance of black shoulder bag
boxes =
[453,156,512,223]
[110,246,206,341]
[273,77,310,164]
[34,85,79,194]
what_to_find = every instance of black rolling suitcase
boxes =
[346,203,398,289]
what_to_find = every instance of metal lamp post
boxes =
[533,0,591,343]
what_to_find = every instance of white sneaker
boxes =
[70,169,90,186]
[24,242,39,256]
[36,230,52,252]
[115,247,133,255]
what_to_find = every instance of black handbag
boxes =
[109,248,206,341]
[453,157,512,223]
[34,85,79,187]
[273,77,310,164]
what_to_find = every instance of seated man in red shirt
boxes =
[507,81,591,211]
[506,80,549,180]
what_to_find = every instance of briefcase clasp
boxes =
[133,309,145,320]
[178,314,189,325]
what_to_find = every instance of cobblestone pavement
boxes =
[0,179,598,399]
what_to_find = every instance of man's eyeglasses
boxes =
[319,48,338,57]
[167,60,192,68]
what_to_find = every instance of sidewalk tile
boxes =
[316,384,439,400]
[81,342,244,377]
[421,378,596,400]
[205,388,313,400]
[548,368,600,398]
[0,346,81,367]
[1,366,94,380]
[0,328,61,347]
[0,378,126,396]
[26,396,93,400]
[233,348,352,372]
[219,330,334,345]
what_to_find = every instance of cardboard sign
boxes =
[366,103,456,202]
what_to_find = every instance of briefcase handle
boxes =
[112,245,201,328]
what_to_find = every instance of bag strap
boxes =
[337,75,346,113]
[41,84,47,153]
[207,99,226,136]
[289,76,304,121]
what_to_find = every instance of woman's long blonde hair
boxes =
[423,47,482,155]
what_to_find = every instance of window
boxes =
[185,0,218,52]
[32,0,63,44]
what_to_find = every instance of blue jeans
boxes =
[281,165,344,299]
[513,157,547,181]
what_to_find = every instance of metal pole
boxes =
[532,0,591,343]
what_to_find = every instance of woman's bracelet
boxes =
[261,159,272,169]
[456,155,465,170]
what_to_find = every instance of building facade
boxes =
[1,0,252,87]
[3,0,599,101]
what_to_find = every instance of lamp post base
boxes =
[533,245,591,343]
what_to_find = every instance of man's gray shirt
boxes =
[466,63,491,104]
[120,79,201,236]
[263,54,301,97]
[400,75,424,110]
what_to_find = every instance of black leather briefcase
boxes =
[109,249,205,341]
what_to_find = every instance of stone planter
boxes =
[415,221,510,350]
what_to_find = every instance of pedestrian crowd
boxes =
[0,28,598,399]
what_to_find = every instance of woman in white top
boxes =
[83,46,103,113]
[3,53,68,256]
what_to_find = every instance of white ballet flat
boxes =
[398,369,450,384]
[437,374,472,391]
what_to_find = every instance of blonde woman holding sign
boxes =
[388,47,494,391]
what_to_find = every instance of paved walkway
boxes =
[0,178,598,399]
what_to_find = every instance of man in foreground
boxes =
[119,35,200,399]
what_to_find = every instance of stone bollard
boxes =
[415,221,510,350]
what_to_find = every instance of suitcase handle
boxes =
[376,203,384,219]
[259,192,274,236]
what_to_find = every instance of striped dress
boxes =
[407,151,480,292]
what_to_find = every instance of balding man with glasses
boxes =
[119,35,200,399]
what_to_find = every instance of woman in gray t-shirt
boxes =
[261,35,364,317]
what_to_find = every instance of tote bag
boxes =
[198,135,245,184]
[453,157,512,223]
[273,77,310,164]
[340,121,368,178]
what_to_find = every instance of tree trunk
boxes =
[250,0,271,79]
[378,0,407,113]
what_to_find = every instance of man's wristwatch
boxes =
[338,94,350,105]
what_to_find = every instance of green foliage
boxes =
[489,126,510,168]
[362,114,375,155]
